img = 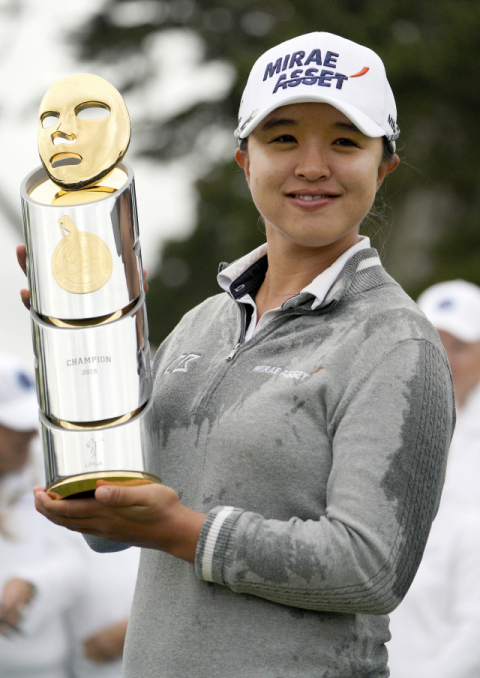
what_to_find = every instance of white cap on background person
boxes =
[0,353,38,431]
[417,280,480,343]
[235,31,400,145]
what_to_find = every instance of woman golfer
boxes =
[26,32,455,678]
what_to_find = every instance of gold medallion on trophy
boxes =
[52,215,112,294]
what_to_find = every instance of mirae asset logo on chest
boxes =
[163,354,322,380]
[252,365,315,381]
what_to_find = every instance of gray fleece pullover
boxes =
[120,247,454,677]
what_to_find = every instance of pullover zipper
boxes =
[226,343,241,361]
[196,303,247,414]
[225,302,247,361]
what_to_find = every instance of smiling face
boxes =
[235,102,398,255]
[38,73,130,190]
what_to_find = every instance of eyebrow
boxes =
[332,121,364,135]
[260,117,364,135]
[261,117,298,131]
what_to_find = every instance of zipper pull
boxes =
[226,343,241,361]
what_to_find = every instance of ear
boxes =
[376,154,399,192]
[235,147,250,183]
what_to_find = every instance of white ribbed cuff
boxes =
[201,506,235,582]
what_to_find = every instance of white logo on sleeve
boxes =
[164,354,201,374]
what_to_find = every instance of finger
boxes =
[34,490,99,519]
[143,268,149,294]
[0,616,20,635]
[16,245,27,276]
[1,580,34,609]
[95,481,157,507]
[33,486,62,503]
[0,602,22,630]
[20,288,31,310]
[0,622,17,637]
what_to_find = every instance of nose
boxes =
[52,130,76,146]
[294,142,330,181]
[54,114,76,138]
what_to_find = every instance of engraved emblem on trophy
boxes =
[20,73,161,498]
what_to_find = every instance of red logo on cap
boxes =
[350,67,369,78]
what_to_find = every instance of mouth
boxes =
[50,153,82,168]
[287,191,340,207]
[290,194,337,200]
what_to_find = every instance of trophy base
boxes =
[47,470,161,499]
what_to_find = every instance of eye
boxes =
[271,134,297,144]
[41,113,59,129]
[75,102,111,120]
[334,137,359,147]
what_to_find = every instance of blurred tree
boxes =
[77,0,480,344]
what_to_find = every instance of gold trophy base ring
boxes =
[47,470,161,499]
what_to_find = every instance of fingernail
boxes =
[96,487,111,500]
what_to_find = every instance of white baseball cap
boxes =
[417,280,480,343]
[235,32,400,147]
[0,353,39,431]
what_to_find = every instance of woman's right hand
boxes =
[16,245,30,309]
[34,481,206,564]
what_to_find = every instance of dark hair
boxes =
[238,136,248,154]
[238,135,396,163]
[381,137,396,163]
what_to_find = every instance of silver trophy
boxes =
[20,73,160,498]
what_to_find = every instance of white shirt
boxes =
[66,545,140,678]
[218,237,371,341]
[388,380,480,678]
[0,442,87,678]
[0,442,140,678]
[440,380,480,511]
[388,505,480,678]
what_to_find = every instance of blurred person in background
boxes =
[0,351,140,677]
[66,544,140,677]
[388,280,480,678]
[0,352,86,678]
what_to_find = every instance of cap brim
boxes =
[236,93,386,140]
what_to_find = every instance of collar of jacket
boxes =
[220,248,397,314]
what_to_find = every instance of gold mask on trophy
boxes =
[38,73,130,190]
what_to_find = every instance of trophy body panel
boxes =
[21,163,142,320]
[31,298,152,422]
[40,401,159,497]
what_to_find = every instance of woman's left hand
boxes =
[33,482,207,564]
